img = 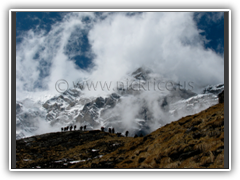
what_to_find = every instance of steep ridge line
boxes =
[16,102,224,168]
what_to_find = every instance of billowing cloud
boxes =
[16,12,224,101]
[88,12,223,91]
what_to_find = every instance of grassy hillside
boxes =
[16,103,224,169]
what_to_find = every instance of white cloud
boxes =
[88,12,223,91]
[16,12,224,101]
[16,12,94,101]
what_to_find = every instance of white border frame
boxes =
[9,9,231,171]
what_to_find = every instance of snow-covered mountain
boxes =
[16,67,224,139]
[16,99,47,139]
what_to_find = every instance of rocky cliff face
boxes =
[16,102,225,169]
[203,84,224,95]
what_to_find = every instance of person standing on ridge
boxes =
[125,131,129,137]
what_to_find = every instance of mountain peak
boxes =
[131,67,151,81]
[202,83,224,95]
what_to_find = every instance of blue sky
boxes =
[16,12,224,69]
[193,12,224,54]
[16,12,93,69]
[16,12,224,100]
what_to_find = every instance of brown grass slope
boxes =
[16,103,224,169]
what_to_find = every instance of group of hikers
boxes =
[101,127,118,134]
[61,125,137,137]
[99,127,131,137]
[61,125,86,132]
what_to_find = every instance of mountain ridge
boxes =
[16,67,224,140]
[16,100,224,168]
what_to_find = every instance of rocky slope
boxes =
[16,100,224,169]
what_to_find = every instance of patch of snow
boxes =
[92,149,99,152]
[93,155,104,159]
[23,159,32,162]
[69,160,85,164]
